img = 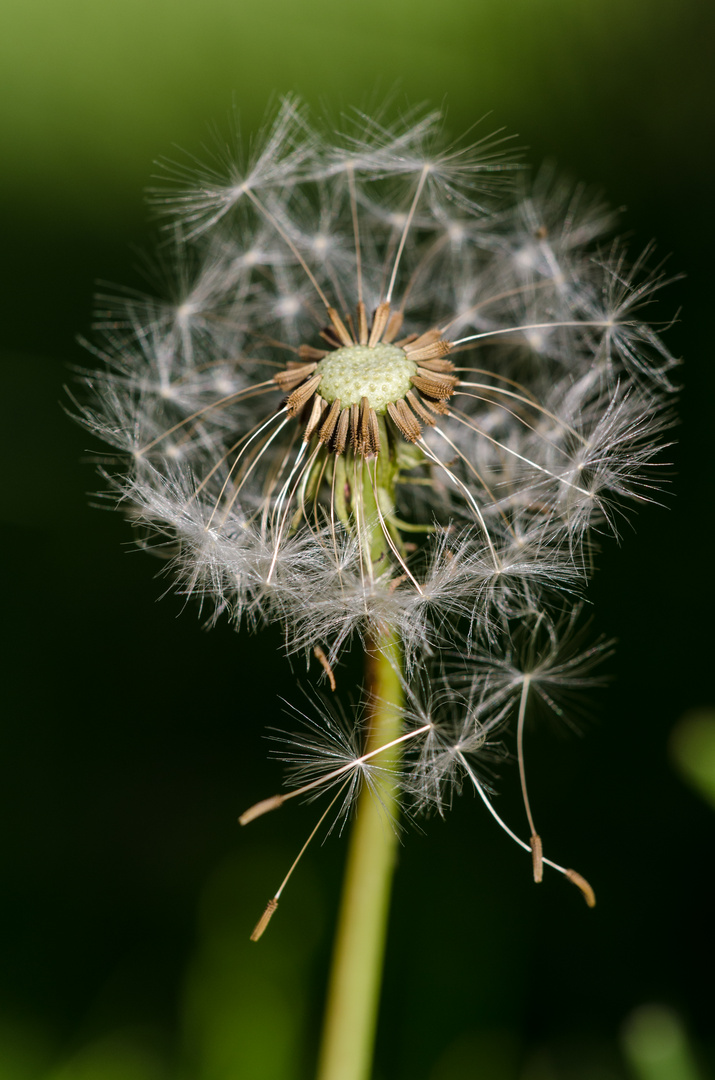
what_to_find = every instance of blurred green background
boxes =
[2,0,714,1077]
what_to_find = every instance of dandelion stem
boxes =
[316,629,403,1080]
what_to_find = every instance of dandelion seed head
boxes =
[79,96,677,720]
[77,97,680,915]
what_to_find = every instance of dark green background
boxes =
[2,1,713,1077]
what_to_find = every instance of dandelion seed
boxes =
[249,779,351,942]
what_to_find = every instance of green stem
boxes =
[315,629,403,1080]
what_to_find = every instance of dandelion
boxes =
[78,98,678,1080]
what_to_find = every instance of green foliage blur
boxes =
[1,0,713,1077]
